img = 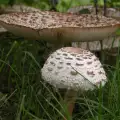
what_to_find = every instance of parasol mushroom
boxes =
[0,11,119,44]
[41,47,107,119]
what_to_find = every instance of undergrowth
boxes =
[0,33,120,120]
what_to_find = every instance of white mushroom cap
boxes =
[41,47,107,91]
[0,11,119,43]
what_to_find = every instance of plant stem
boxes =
[64,89,77,120]
[94,0,98,15]
[104,0,107,16]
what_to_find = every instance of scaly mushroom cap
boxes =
[0,11,119,43]
[41,47,107,90]
[0,5,41,34]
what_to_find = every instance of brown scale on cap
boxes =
[76,58,83,61]
[70,70,78,76]
[94,58,99,61]
[83,57,87,59]
[76,63,84,66]
[59,62,63,64]
[63,53,68,56]
[47,67,53,71]
[57,66,63,69]
[87,61,92,65]
[70,53,76,56]
[62,47,85,54]
[98,71,104,75]
[87,71,95,76]
[66,63,71,65]
[56,57,61,60]
[50,61,55,66]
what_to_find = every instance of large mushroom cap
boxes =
[41,47,107,91]
[0,11,119,43]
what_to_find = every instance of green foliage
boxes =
[0,0,9,4]
[0,0,120,11]
[22,0,35,5]
[32,0,50,10]
[8,0,16,6]
[0,32,120,120]
[90,0,120,7]
[116,29,120,36]
[56,0,91,12]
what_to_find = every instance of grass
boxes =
[0,33,120,120]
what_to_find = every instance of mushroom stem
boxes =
[64,89,77,120]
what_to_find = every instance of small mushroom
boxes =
[0,11,119,44]
[41,47,107,119]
